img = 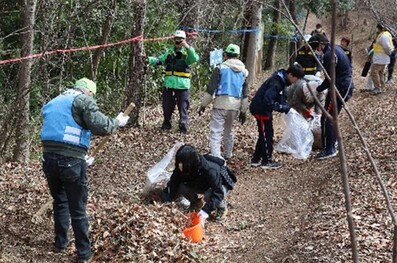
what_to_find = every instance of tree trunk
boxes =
[264,0,280,70]
[288,0,298,66]
[13,0,37,163]
[124,0,146,126]
[89,0,117,81]
[245,1,262,86]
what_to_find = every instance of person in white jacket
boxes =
[198,44,249,160]
[370,23,394,95]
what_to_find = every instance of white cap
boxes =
[304,35,311,42]
[174,30,186,39]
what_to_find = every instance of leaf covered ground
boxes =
[1,13,397,263]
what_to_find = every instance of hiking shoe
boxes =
[215,207,228,221]
[386,78,393,84]
[179,125,187,134]
[53,246,67,254]
[261,161,282,170]
[359,88,374,93]
[316,149,338,160]
[77,253,93,263]
[251,158,261,167]
[161,121,172,130]
[370,87,382,95]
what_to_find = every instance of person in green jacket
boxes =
[148,30,199,134]
[40,78,129,263]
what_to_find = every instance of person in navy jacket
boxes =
[309,34,354,160]
[249,64,305,169]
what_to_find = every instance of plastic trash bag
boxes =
[302,75,322,104]
[143,142,184,198]
[275,108,314,160]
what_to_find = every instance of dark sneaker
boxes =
[316,149,338,160]
[179,125,187,134]
[77,253,93,263]
[261,160,282,170]
[251,158,261,167]
[370,87,382,95]
[161,121,172,130]
[53,246,67,254]
[359,89,373,93]
[215,207,228,221]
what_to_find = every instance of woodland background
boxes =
[2,0,397,262]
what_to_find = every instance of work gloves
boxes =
[197,210,209,227]
[116,112,129,127]
[238,112,246,125]
[198,106,205,116]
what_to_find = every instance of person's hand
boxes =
[85,155,94,166]
[238,112,246,124]
[181,39,190,49]
[116,112,129,127]
[198,106,205,116]
[197,210,209,227]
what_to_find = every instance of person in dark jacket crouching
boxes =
[249,64,305,170]
[40,78,129,263]
[309,34,354,160]
[161,144,236,224]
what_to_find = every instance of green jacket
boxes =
[42,91,120,159]
[148,45,199,89]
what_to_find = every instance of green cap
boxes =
[75,78,97,95]
[225,44,240,55]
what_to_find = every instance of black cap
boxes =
[309,34,329,49]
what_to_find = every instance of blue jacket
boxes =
[216,64,245,98]
[250,69,291,116]
[317,45,354,100]
[41,92,91,149]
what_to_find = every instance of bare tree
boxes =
[244,0,262,85]
[13,0,37,163]
[89,0,117,80]
[124,0,146,125]
[264,0,280,70]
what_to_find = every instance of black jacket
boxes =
[317,45,354,100]
[162,155,235,214]
[295,46,319,75]
[250,69,290,116]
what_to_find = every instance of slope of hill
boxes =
[1,8,397,263]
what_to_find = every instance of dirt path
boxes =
[2,10,397,263]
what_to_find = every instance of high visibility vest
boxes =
[373,31,393,54]
[41,91,91,149]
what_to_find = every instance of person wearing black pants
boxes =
[249,64,304,169]
[387,51,396,83]
[309,34,354,160]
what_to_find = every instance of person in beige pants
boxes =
[370,23,394,95]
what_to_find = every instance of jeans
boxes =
[42,152,91,260]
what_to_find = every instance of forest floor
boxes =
[2,10,397,263]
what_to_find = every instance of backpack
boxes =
[203,154,237,190]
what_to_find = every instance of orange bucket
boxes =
[182,212,204,243]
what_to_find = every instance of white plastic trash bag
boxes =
[143,142,184,197]
[275,108,314,160]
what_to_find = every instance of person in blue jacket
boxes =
[41,78,129,263]
[249,64,305,169]
[309,34,354,160]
